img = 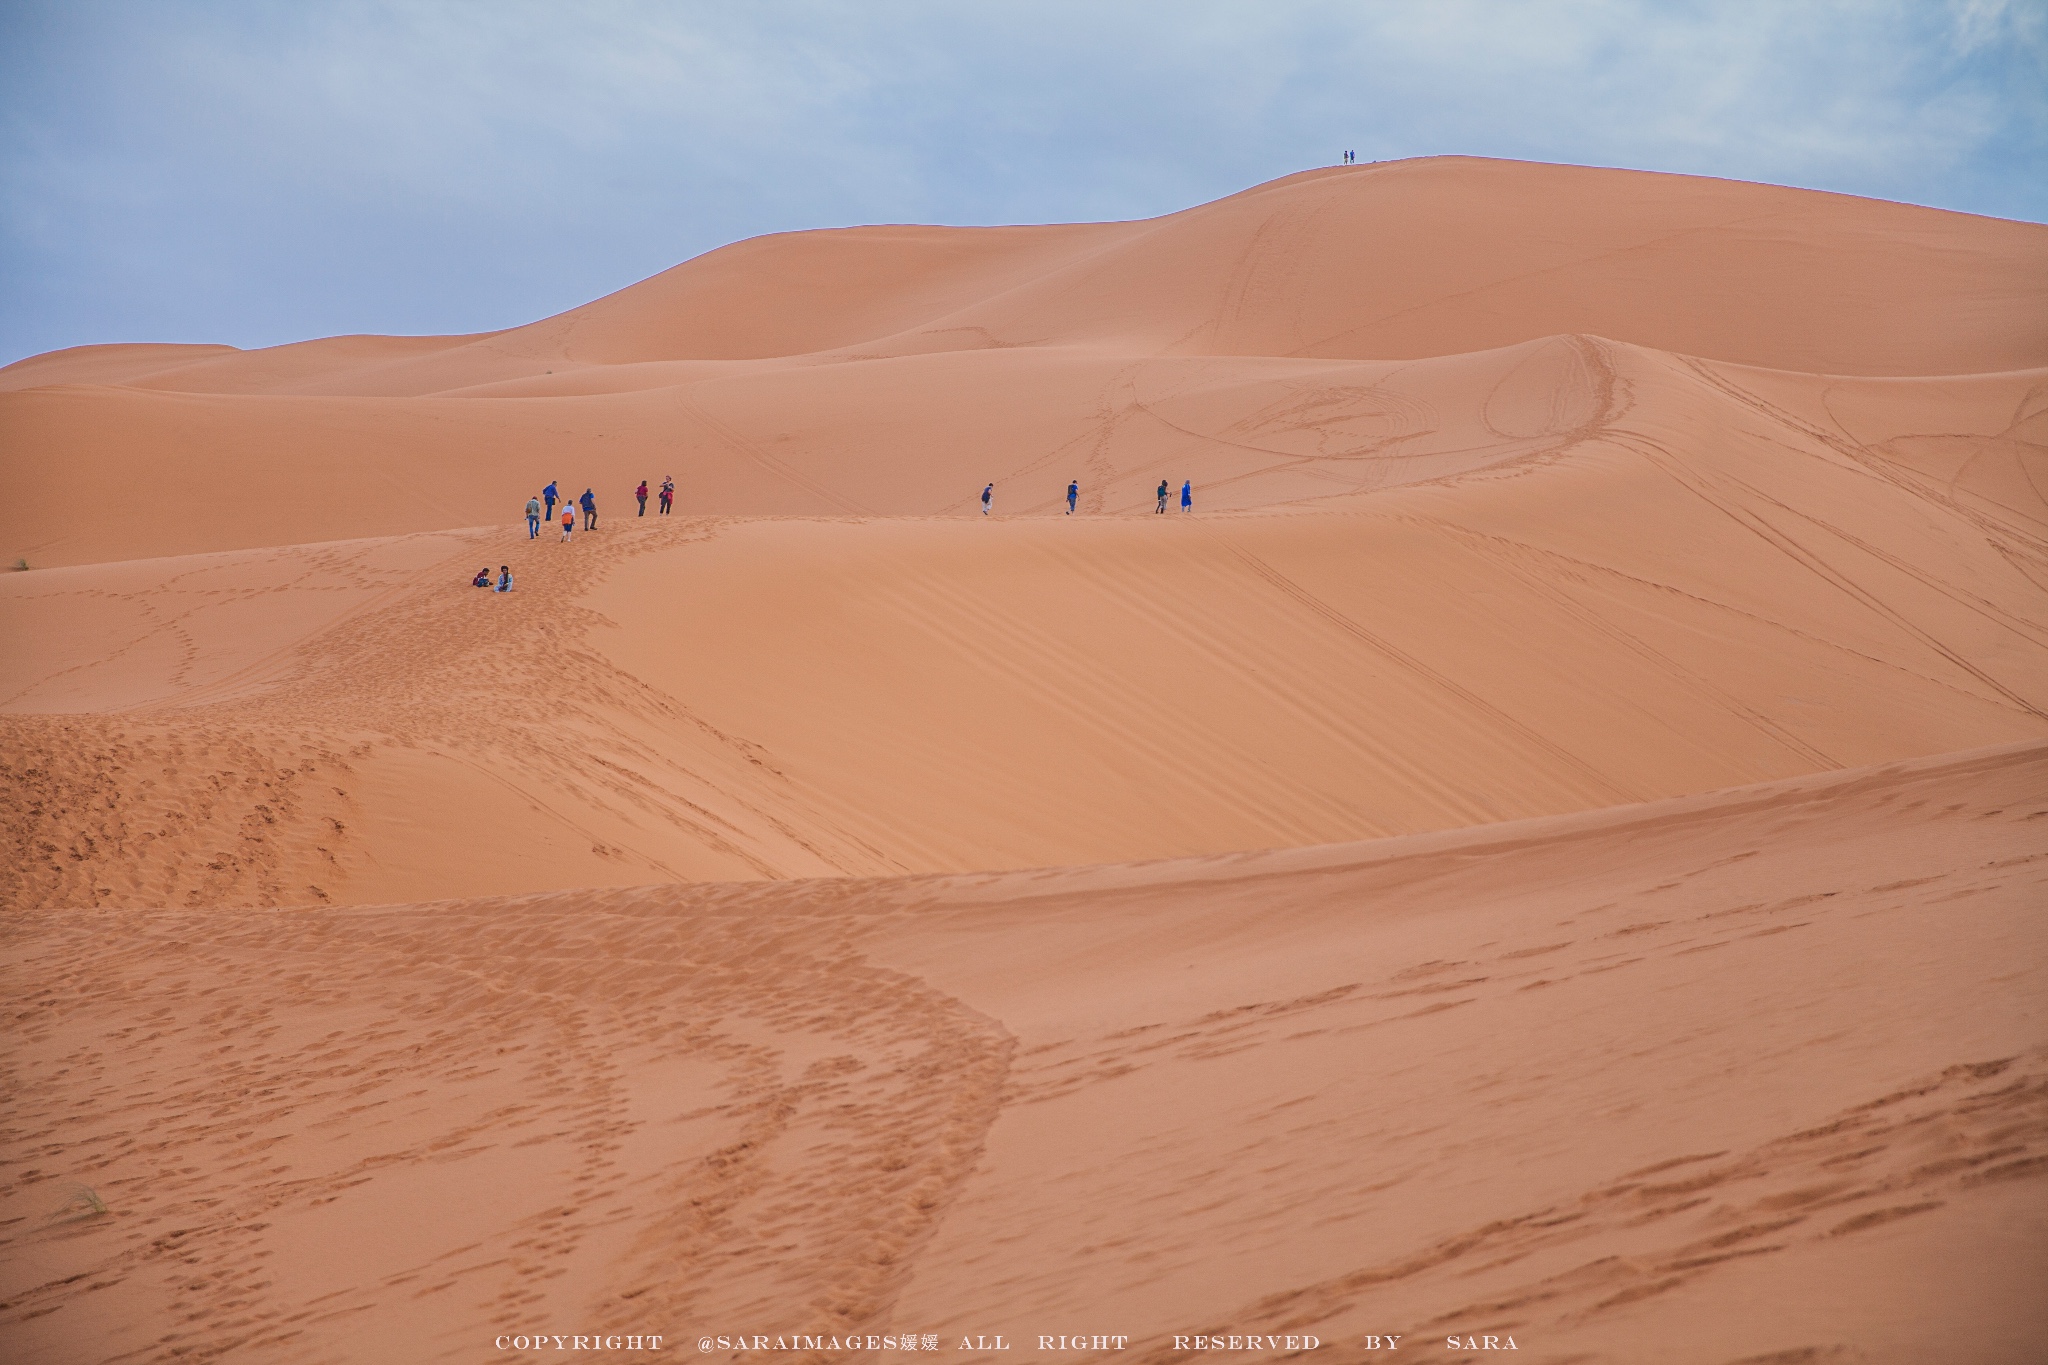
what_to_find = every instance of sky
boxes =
[2,0,2044,365]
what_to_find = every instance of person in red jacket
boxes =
[658,477,675,515]
[636,480,649,516]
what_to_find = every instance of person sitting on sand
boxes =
[561,506,575,541]
[472,567,492,587]
[659,476,674,514]
[581,488,597,530]
[496,566,513,592]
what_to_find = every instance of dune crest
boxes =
[5,156,2047,569]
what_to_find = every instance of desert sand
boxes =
[2,156,2045,1363]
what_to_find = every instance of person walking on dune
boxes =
[580,488,597,530]
[543,480,559,522]
[526,494,542,538]
[561,505,575,542]
[496,565,514,592]
[1156,479,1169,514]
[981,483,993,516]
[636,480,649,516]
[659,476,674,514]
[1067,480,1078,515]
[1181,480,1193,513]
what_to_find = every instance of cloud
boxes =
[1,0,2040,364]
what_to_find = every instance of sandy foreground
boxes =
[2,158,2046,1363]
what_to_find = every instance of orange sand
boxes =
[2,157,2045,1363]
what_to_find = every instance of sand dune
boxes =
[5,157,2047,568]
[6,339,2043,903]
[2,158,2046,1362]
[6,745,2045,1362]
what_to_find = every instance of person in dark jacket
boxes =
[580,488,597,530]
[636,480,649,516]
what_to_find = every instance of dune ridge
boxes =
[5,157,2047,569]
[3,157,2046,1363]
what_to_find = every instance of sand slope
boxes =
[5,744,2044,1363]
[5,338,2044,905]
[2,158,2046,1363]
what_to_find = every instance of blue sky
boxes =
[3,0,2043,365]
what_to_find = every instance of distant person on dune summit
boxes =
[561,506,575,541]
[636,480,649,516]
[981,484,993,516]
[1181,480,1193,512]
[1156,479,1169,514]
[580,489,597,530]
[1067,480,1078,515]
[543,481,559,521]
[496,565,513,592]
[659,476,674,514]
[526,495,542,538]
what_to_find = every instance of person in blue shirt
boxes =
[1181,480,1193,512]
[580,488,597,530]
[543,481,559,521]
[1067,480,1078,515]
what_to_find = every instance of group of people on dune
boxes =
[481,475,677,591]
[980,478,1194,516]
[488,472,1193,589]
[523,476,676,543]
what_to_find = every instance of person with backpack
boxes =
[659,476,675,514]
[981,483,993,516]
[580,488,597,530]
[636,480,649,516]
[526,495,542,538]
[543,480,559,522]
[1156,479,1169,514]
[1066,480,1078,515]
